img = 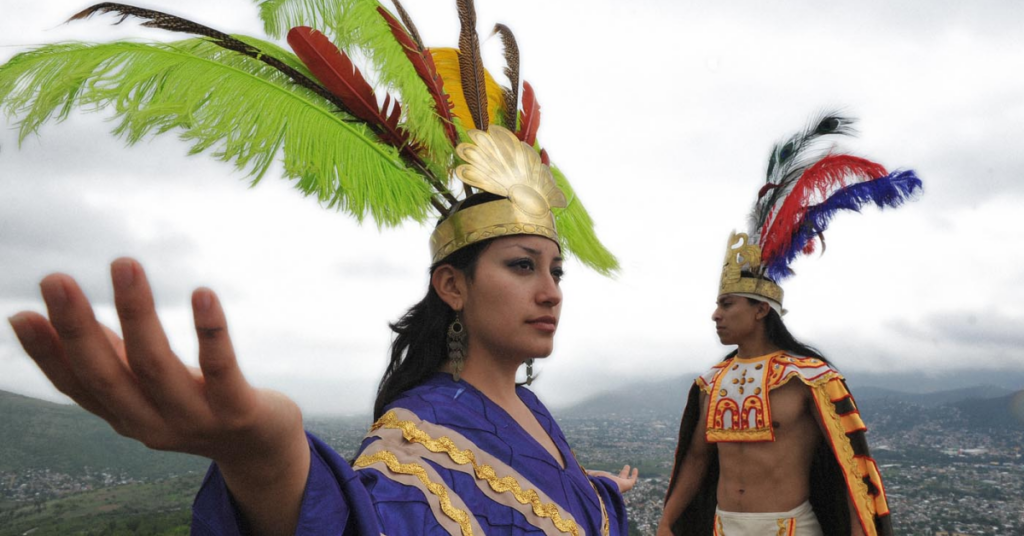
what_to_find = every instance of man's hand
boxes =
[588,465,640,493]
[8,258,309,536]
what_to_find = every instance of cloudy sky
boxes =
[1,0,1022,415]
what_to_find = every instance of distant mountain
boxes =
[556,371,1024,425]
[950,391,1024,431]
[0,390,207,478]
[852,384,1016,404]
[843,368,1024,394]
[556,377,690,420]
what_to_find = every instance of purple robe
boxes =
[192,373,628,535]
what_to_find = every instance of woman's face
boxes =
[462,235,563,363]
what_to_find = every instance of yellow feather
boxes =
[430,48,507,130]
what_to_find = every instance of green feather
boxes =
[550,166,620,276]
[257,0,456,177]
[0,38,434,227]
[233,34,318,80]
[257,0,344,39]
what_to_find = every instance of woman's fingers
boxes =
[110,258,201,418]
[38,274,161,433]
[13,264,303,470]
[620,465,639,492]
[8,312,116,422]
[588,466,639,493]
[192,288,254,421]
[100,324,127,364]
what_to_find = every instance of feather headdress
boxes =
[0,0,618,274]
[720,112,922,310]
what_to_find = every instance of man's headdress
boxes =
[0,0,617,273]
[720,112,922,313]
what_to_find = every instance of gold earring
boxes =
[447,312,467,381]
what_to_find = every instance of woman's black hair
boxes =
[373,193,503,419]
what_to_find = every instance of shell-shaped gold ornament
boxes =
[455,126,567,217]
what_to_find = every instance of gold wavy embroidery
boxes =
[372,411,583,536]
[354,450,473,536]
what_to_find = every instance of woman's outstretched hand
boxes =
[589,464,640,494]
[7,258,309,536]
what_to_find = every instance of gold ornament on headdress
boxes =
[718,232,784,304]
[429,125,567,263]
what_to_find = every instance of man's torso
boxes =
[699,352,835,512]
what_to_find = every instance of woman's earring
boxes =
[525,358,535,386]
[448,312,467,381]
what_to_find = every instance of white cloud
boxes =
[1,0,1022,416]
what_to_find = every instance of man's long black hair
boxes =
[724,299,830,365]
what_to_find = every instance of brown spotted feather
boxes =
[455,0,488,130]
[492,23,519,129]
[390,0,424,50]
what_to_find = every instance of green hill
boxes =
[0,390,207,479]
[0,473,202,536]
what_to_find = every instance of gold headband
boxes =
[718,232,784,305]
[429,126,567,264]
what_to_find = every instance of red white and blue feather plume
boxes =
[748,112,922,282]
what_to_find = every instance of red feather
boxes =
[377,7,459,146]
[760,154,888,261]
[516,81,541,146]
[757,183,780,199]
[287,26,408,147]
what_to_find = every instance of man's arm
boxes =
[657,392,713,536]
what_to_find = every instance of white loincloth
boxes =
[713,501,823,536]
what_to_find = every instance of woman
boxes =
[11,231,635,536]
[4,1,635,532]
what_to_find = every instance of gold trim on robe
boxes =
[360,407,592,536]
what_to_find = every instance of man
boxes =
[658,113,922,536]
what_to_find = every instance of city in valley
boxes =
[558,396,1024,536]
[1,388,1022,535]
